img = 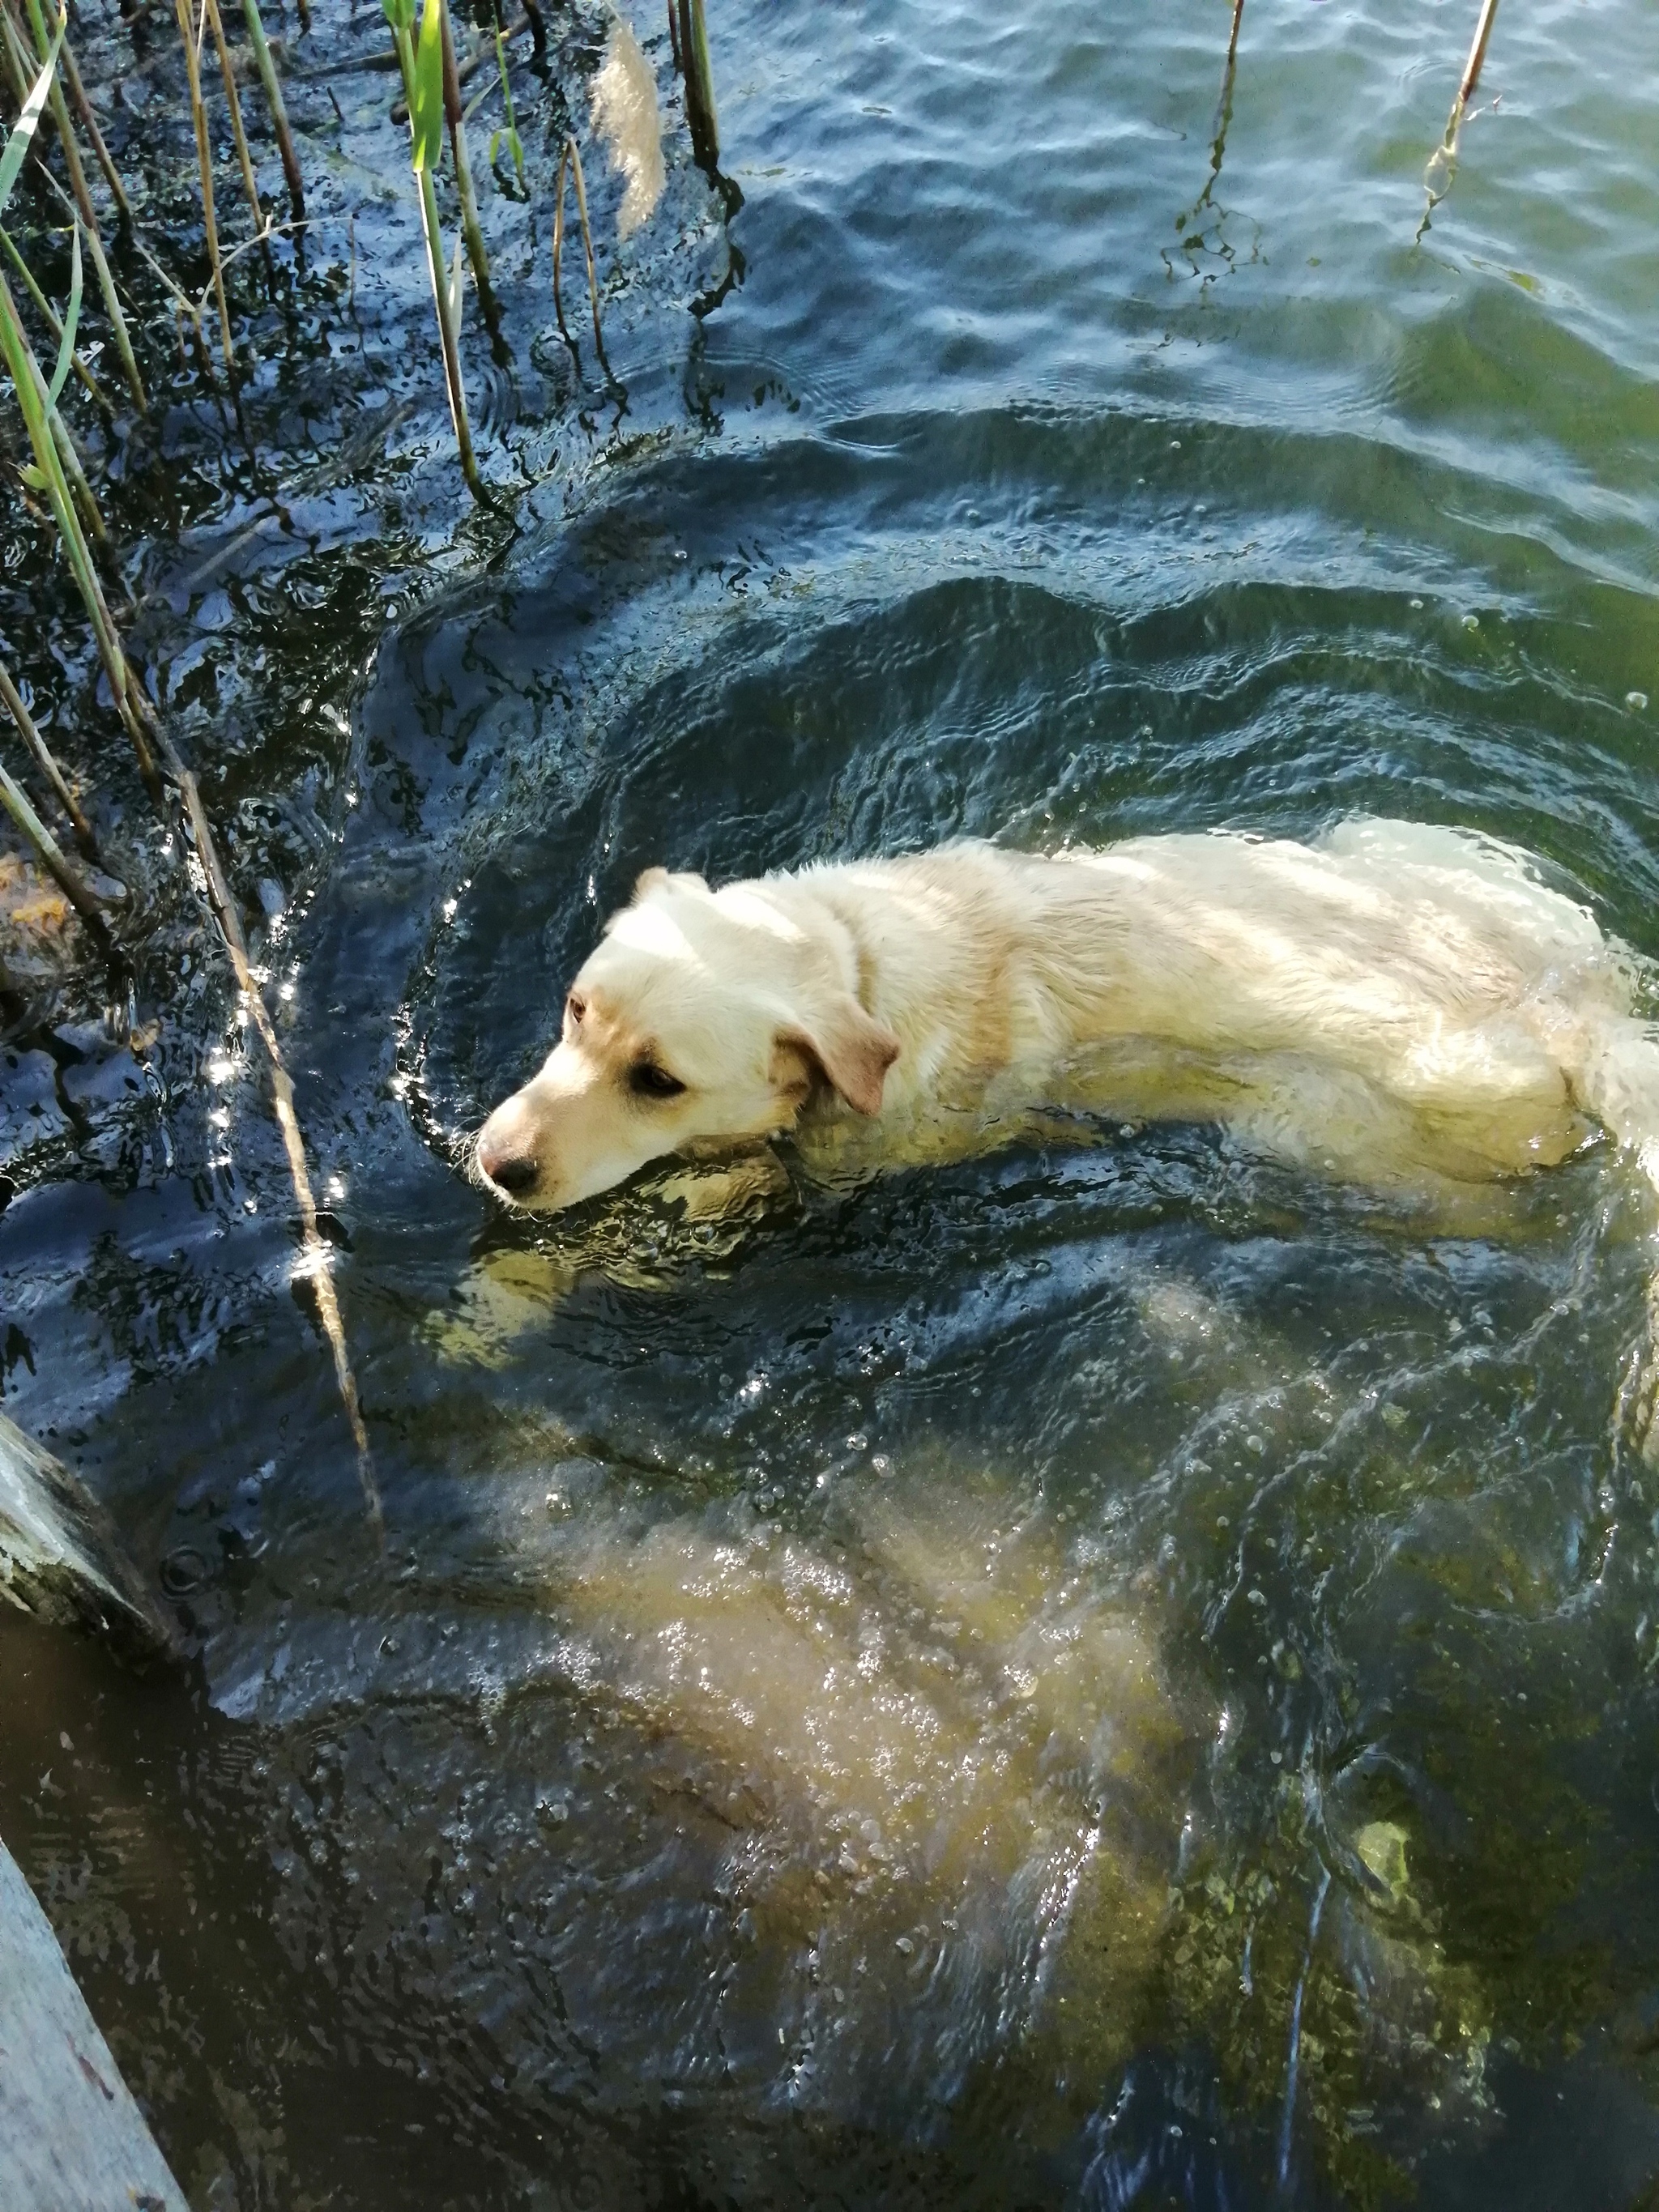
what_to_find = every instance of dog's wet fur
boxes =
[474,821,1659,1221]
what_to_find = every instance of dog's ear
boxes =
[774,997,900,1117]
[632,865,709,902]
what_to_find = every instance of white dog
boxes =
[476,819,1659,1226]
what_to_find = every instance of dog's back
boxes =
[800,820,1659,1187]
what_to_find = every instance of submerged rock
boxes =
[0,1412,176,1664]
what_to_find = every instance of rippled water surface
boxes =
[7,1,1659,2206]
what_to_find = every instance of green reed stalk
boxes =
[10,0,146,407]
[437,0,493,313]
[487,0,524,184]
[0,262,158,783]
[0,654,98,859]
[0,217,108,411]
[0,76,105,550]
[675,0,717,171]
[173,0,235,382]
[240,0,304,220]
[551,132,605,367]
[386,0,483,498]
[12,272,107,547]
[203,0,267,247]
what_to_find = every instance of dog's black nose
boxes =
[483,1150,539,1197]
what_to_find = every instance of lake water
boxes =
[6,0,1659,2206]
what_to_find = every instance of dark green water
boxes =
[6,1,1659,2206]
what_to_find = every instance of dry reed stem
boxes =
[1456,0,1500,109]
[437,0,493,313]
[177,765,384,1540]
[0,4,24,110]
[173,0,235,383]
[239,0,303,221]
[0,752,112,943]
[551,133,605,368]
[0,654,98,858]
[1422,0,1502,215]
[11,0,147,406]
[57,30,131,224]
[1225,0,1244,77]
[203,0,266,248]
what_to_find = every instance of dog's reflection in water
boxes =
[429,1147,794,1364]
[515,1477,1201,2108]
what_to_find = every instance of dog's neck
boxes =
[770,852,1055,1115]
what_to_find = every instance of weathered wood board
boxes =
[0,1835,189,2211]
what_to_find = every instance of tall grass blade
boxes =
[488,6,524,185]
[0,6,64,217]
[2,257,104,543]
[42,212,77,406]
[1456,0,1500,107]
[0,219,109,411]
[0,273,154,778]
[447,208,463,326]
[411,0,445,173]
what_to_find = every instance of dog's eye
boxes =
[629,1060,686,1101]
[566,993,586,1025]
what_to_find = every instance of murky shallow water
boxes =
[7,0,1659,2206]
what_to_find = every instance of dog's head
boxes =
[474,867,901,1210]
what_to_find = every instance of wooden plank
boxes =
[0,1412,175,1664]
[0,1835,189,2212]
